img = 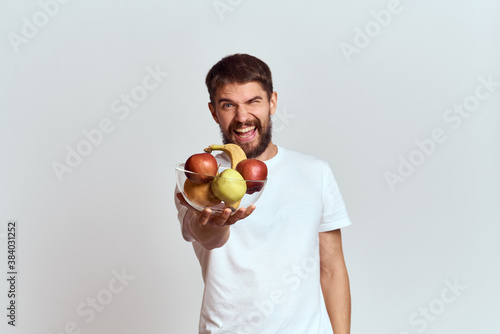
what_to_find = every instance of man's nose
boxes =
[234,105,250,123]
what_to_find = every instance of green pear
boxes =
[211,169,247,205]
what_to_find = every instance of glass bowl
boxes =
[175,163,267,215]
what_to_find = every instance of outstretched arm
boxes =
[175,191,255,250]
[319,229,351,334]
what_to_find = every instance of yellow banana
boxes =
[204,144,247,169]
[204,144,247,212]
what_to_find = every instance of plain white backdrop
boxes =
[1,0,499,333]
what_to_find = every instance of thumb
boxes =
[176,192,190,208]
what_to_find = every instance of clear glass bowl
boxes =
[175,163,267,215]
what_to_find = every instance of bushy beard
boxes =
[220,114,273,159]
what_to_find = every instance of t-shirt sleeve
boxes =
[319,164,352,232]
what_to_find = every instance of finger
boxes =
[244,205,256,216]
[226,205,255,225]
[214,208,232,226]
[225,208,245,225]
[198,208,211,225]
[207,208,231,227]
[235,205,256,220]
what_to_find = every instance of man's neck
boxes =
[255,142,278,161]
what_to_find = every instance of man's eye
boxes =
[223,103,233,108]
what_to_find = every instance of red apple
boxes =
[185,153,218,184]
[235,159,268,194]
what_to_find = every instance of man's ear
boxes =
[269,91,278,116]
[208,102,219,124]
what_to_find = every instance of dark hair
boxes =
[205,54,273,104]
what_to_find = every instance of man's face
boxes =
[209,82,277,159]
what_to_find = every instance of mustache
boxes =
[229,119,262,132]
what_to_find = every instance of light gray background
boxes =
[1,0,499,333]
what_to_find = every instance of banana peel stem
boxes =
[203,144,247,169]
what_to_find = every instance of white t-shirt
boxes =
[176,146,351,334]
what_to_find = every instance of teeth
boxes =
[234,126,255,134]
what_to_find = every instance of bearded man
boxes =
[175,53,352,334]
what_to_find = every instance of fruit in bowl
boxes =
[175,144,268,215]
[236,159,268,194]
[175,164,266,214]
[184,153,218,184]
[183,178,221,207]
[211,168,247,205]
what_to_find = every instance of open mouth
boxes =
[233,126,257,141]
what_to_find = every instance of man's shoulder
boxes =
[278,146,329,167]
